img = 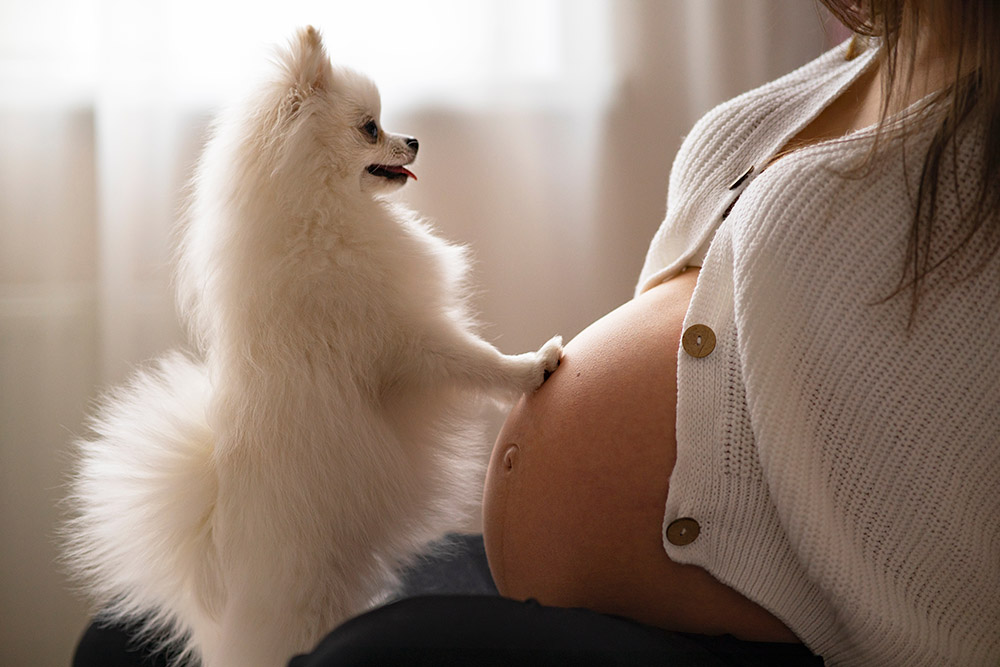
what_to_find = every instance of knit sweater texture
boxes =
[637,39,1000,666]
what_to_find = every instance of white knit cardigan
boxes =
[637,39,1000,666]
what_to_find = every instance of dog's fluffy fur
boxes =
[63,27,561,667]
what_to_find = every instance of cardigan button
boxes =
[682,324,716,358]
[666,518,700,546]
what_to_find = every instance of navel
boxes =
[502,443,520,472]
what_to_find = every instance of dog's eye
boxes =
[361,120,379,142]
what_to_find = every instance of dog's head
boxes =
[261,26,418,196]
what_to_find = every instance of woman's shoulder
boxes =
[702,38,868,127]
[669,39,873,196]
[637,40,879,293]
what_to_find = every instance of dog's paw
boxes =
[500,335,563,399]
[534,335,564,388]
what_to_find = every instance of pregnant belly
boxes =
[482,268,797,642]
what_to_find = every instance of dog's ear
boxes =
[279,26,335,97]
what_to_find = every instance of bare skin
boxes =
[482,12,966,644]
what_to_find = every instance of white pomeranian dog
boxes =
[64,26,561,667]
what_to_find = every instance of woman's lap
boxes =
[76,594,821,666]
[292,595,822,666]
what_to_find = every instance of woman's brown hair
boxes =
[819,0,1000,318]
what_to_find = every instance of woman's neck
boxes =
[888,4,972,110]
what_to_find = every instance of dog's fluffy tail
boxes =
[63,351,219,652]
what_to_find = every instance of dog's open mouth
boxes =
[367,164,417,182]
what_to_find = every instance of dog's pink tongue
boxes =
[387,165,417,180]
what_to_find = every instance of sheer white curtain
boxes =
[0,2,838,664]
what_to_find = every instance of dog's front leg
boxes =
[414,326,563,402]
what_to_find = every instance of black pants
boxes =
[74,535,823,666]
[291,595,822,666]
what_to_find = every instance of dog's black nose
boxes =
[406,137,419,154]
